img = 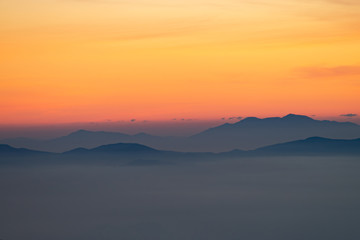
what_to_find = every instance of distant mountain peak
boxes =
[282,114,314,121]
[92,142,158,152]
[233,114,314,125]
[0,144,47,155]
[69,129,92,135]
[305,136,328,141]
[0,144,13,150]
[238,117,260,123]
[236,114,315,124]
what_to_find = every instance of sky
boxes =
[1,0,360,126]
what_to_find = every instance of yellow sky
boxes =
[1,0,360,124]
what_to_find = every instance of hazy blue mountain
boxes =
[38,130,135,152]
[0,144,53,165]
[188,114,360,152]
[1,114,360,152]
[0,130,180,153]
[0,142,174,166]
[65,142,159,154]
[1,137,360,166]
[62,137,360,160]
[61,142,215,165]
[0,144,47,156]
[0,130,126,152]
[247,137,360,156]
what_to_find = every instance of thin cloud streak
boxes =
[297,66,360,78]
[340,113,358,117]
[324,0,360,5]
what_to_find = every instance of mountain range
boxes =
[189,114,360,152]
[1,114,360,152]
[1,136,360,166]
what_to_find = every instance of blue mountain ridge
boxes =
[1,114,359,152]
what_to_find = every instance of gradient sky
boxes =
[1,0,360,125]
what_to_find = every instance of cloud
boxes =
[297,66,360,78]
[228,116,242,120]
[324,0,360,5]
[178,118,193,121]
[340,113,358,117]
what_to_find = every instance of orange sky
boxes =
[1,0,360,124]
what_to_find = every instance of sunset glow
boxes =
[1,0,360,124]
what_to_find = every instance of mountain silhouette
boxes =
[1,114,360,152]
[0,144,52,165]
[70,142,159,153]
[247,137,360,156]
[62,142,178,164]
[62,136,360,159]
[0,144,47,155]
[188,114,360,152]
[1,136,360,166]
[0,130,170,153]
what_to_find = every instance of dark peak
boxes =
[217,123,232,128]
[0,144,13,150]
[238,117,260,123]
[233,116,283,126]
[236,114,314,123]
[282,114,314,121]
[0,144,45,154]
[69,129,92,135]
[304,136,328,141]
[92,142,157,152]
[303,136,360,142]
